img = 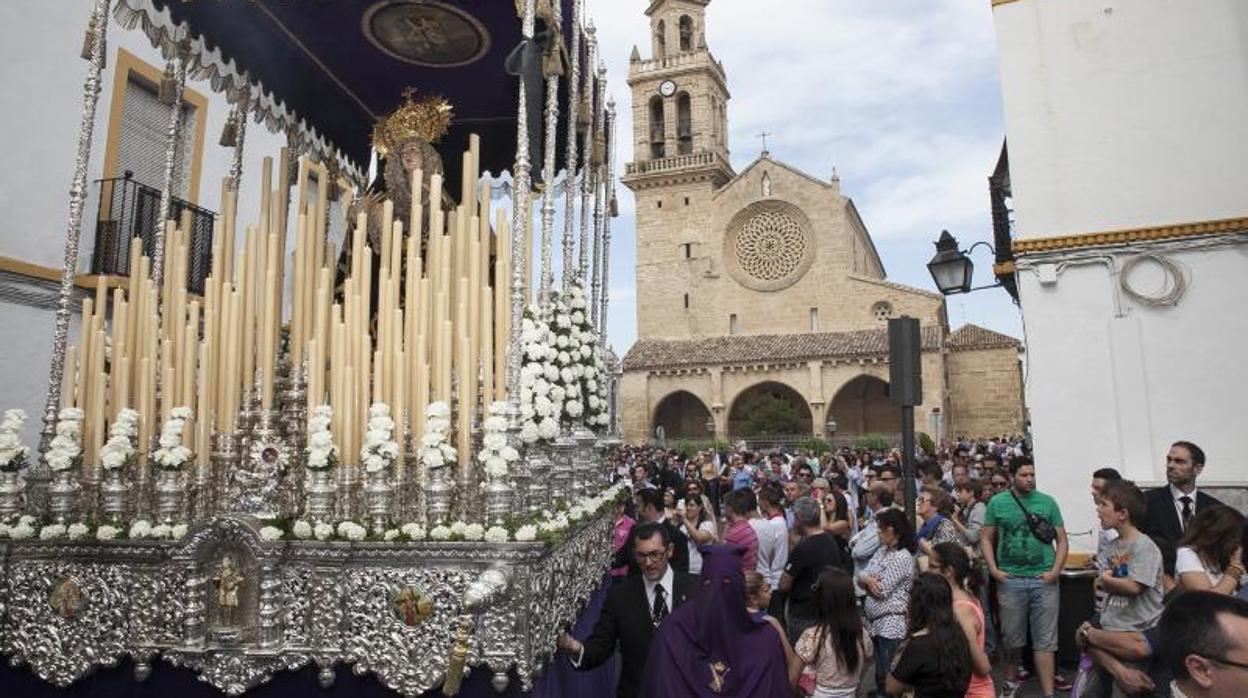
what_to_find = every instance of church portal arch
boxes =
[828,375,901,444]
[727,381,813,438]
[652,390,713,441]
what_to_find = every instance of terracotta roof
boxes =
[947,324,1020,351]
[623,325,944,371]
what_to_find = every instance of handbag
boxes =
[1009,489,1056,545]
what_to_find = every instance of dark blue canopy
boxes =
[152,0,579,188]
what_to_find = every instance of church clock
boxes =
[659,79,677,97]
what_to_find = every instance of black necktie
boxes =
[652,584,669,627]
[1179,496,1193,530]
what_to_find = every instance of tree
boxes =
[739,393,804,436]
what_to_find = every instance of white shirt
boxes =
[644,565,675,612]
[751,516,789,589]
[1176,546,1223,586]
[1170,484,1199,531]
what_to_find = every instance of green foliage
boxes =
[674,439,732,457]
[854,434,891,451]
[795,437,832,454]
[917,431,935,455]
[739,393,805,436]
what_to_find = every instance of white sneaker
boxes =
[1000,680,1021,698]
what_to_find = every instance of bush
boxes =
[674,438,731,458]
[795,437,832,454]
[917,431,935,455]
[854,434,890,451]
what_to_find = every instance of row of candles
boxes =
[65,136,519,472]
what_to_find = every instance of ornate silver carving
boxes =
[227,410,288,519]
[537,0,563,303]
[600,99,617,341]
[590,64,607,330]
[0,468,26,520]
[364,465,392,534]
[507,0,537,406]
[154,468,186,524]
[152,36,190,290]
[302,467,337,524]
[482,479,513,527]
[578,26,598,283]
[47,469,80,525]
[100,467,128,524]
[35,0,111,518]
[424,462,454,526]
[0,512,613,696]
[561,0,584,293]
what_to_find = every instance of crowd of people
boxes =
[556,438,1247,698]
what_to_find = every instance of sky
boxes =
[547,0,1023,355]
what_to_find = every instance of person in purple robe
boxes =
[639,544,796,697]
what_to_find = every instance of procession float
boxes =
[0,1,623,695]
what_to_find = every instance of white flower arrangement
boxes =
[417,401,457,470]
[67,522,90,540]
[477,401,519,480]
[336,520,367,541]
[401,522,426,541]
[513,524,537,542]
[485,526,509,543]
[259,526,284,541]
[313,522,335,541]
[292,520,313,540]
[46,407,85,472]
[128,519,188,540]
[517,282,612,441]
[360,403,398,474]
[429,524,452,541]
[0,408,30,472]
[462,523,485,541]
[383,529,401,541]
[39,523,67,540]
[96,525,121,541]
[305,405,338,471]
[9,520,35,539]
[152,407,194,471]
[100,408,140,471]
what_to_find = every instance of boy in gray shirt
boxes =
[1079,480,1165,697]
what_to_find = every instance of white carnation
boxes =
[67,522,90,540]
[484,526,510,543]
[293,520,313,539]
[462,523,485,541]
[96,525,120,541]
[314,522,334,540]
[40,524,67,539]
[513,524,538,542]
[429,525,452,541]
[259,526,284,541]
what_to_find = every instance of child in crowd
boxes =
[794,568,872,698]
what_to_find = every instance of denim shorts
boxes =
[998,575,1059,652]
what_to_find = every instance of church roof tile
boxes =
[947,324,1021,351]
[622,325,944,371]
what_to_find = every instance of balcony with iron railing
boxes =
[90,172,216,295]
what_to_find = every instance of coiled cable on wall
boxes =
[1119,253,1187,307]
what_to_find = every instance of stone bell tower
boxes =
[622,0,735,341]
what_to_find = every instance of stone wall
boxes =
[945,345,1026,438]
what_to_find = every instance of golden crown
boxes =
[372,88,454,156]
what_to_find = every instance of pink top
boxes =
[954,598,995,698]
[723,519,759,573]
[611,515,636,578]
[795,626,873,691]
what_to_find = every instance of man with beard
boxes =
[1142,441,1223,546]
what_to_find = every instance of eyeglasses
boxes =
[1200,655,1248,672]
[635,550,667,563]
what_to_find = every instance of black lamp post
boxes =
[926,230,1000,295]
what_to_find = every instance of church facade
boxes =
[618,0,1025,445]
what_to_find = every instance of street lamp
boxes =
[926,230,1001,295]
[824,416,837,444]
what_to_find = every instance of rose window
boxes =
[724,201,815,292]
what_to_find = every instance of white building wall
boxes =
[994,0,1248,550]
[995,0,1248,237]
[0,0,332,452]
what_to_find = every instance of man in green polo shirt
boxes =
[982,456,1068,698]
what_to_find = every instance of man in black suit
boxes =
[613,488,690,575]
[558,522,698,698]
[1142,440,1223,545]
